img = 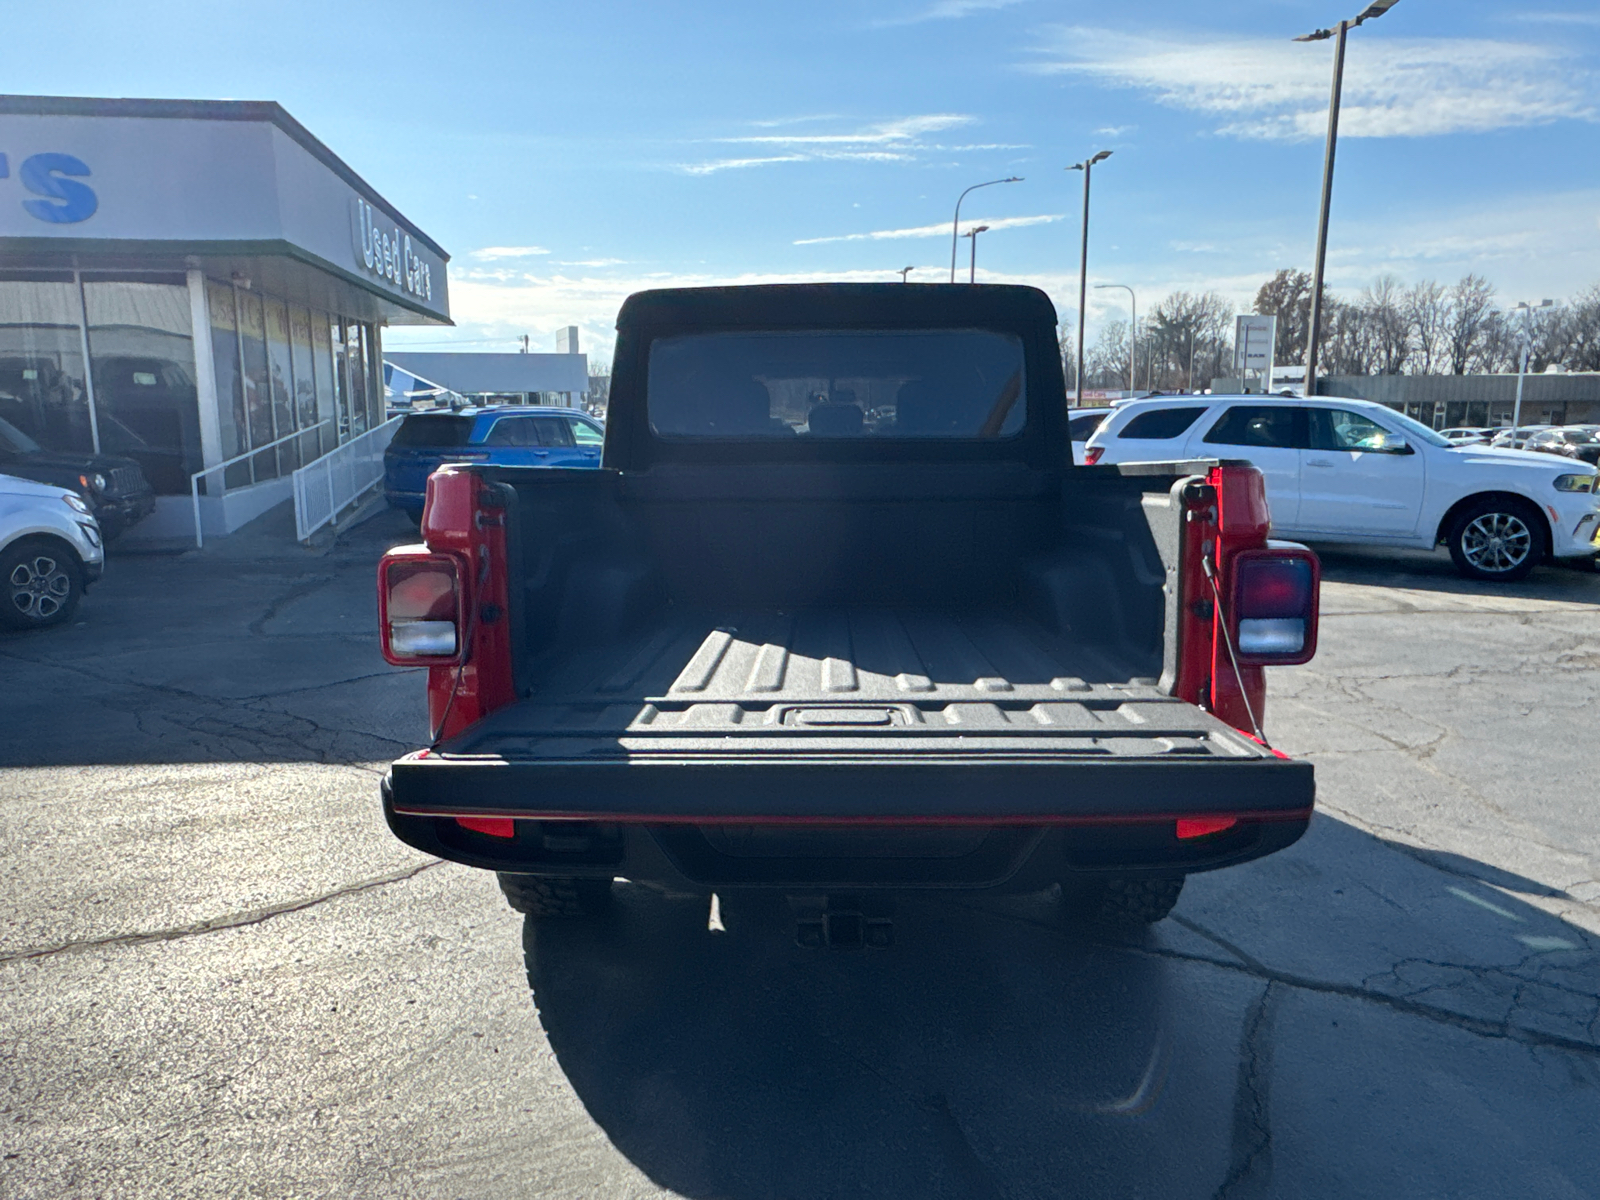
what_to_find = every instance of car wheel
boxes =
[1446,497,1545,582]
[1063,877,1185,927]
[0,538,84,630]
[497,873,613,918]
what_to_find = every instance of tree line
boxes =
[1063,270,1600,391]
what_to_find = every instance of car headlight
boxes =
[1553,474,1597,493]
[61,492,93,515]
[77,472,107,493]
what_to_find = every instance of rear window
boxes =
[1118,407,1203,440]
[647,329,1026,439]
[1203,405,1305,449]
[1068,412,1108,441]
[390,415,473,448]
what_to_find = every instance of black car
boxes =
[0,416,156,540]
[1525,426,1600,466]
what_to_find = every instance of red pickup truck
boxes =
[376,284,1319,940]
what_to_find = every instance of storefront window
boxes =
[207,281,245,483]
[237,291,276,482]
[265,297,297,472]
[82,275,200,495]
[312,317,337,450]
[0,271,93,455]
[345,321,370,437]
[330,320,352,442]
[289,304,324,461]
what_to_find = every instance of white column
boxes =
[188,269,224,470]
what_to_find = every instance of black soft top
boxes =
[607,283,1068,471]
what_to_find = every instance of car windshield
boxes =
[1382,411,1453,448]
[648,329,1026,438]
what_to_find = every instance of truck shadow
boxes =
[1306,542,1600,603]
[522,816,1600,1199]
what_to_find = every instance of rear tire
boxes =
[0,537,84,630]
[497,873,613,918]
[1446,496,1545,582]
[1064,877,1185,927]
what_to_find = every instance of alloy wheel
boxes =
[8,554,71,621]
[1460,512,1532,574]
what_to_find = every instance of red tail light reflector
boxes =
[1083,445,1105,465]
[378,551,468,665]
[457,816,515,838]
[1177,816,1238,840]
[1230,547,1320,666]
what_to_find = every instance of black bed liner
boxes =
[389,607,1313,823]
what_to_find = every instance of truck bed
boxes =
[390,604,1312,824]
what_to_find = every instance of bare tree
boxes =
[1355,275,1409,375]
[1444,274,1495,375]
[1564,285,1600,373]
[1404,280,1449,374]
[1145,291,1233,390]
[1087,320,1129,389]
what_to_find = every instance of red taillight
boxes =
[457,816,514,838]
[1229,547,1320,666]
[1084,445,1105,465]
[378,550,468,665]
[1177,816,1238,840]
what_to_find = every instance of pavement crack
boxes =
[248,574,336,637]
[1213,982,1275,1200]
[0,861,442,965]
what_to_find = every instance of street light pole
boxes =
[897,266,915,283]
[1297,1,1403,396]
[963,226,990,283]
[950,177,1022,284]
[1095,283,1137,393]
[1067,150,1112,405]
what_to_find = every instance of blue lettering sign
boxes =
[20,153,97,224]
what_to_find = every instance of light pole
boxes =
[897,266,915,283]
[1297,1,1403,395]
[1511,300,1556,437]
[950,177,1022,283]
[962,226,990,283]
[1095,283,1137,393]
[1067,151,1112,405]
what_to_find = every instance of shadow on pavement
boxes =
[1306,541,1600,603]
[523,816,1600,1199]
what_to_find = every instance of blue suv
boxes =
[384,406,604,520]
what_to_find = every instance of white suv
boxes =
[0,472,105,629]
[1084,396,1600,581]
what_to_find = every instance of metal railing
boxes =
[292,416,402,543]
[190,422,332,549]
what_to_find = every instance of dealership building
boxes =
[0,95,451,538]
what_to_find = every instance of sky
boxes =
[8,0,1600,364]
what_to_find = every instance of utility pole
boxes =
[1095,283,1137,394]
[1511,300,1556,437]
[1298,1,1403,395]
[1067,151,1112,406]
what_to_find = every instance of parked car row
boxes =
[1085,395,1600,581]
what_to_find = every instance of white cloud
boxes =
[557,258,629,267]
[470,245,551,260]
[676,114,980,173]
[1030,27,1596,140]
[676,155,808,175]
[873,0,1028,28]
[794,213,1064,245]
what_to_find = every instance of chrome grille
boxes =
[107,466,145,494]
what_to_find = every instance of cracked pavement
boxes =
[2,519,1599,1198]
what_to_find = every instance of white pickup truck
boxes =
[1085,395,1600,581]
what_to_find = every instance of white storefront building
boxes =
[0,95,451,539]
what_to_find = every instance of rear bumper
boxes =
[382,751,1314,888]
[94,491,156,538]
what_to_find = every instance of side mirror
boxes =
[1380,436,1413,455]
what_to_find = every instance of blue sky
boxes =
[11,0,1600,362]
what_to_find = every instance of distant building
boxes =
[383,351,589,408]
[1317,373,1600,428]
[555,326,580,355]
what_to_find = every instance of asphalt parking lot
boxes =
[2,511,1598,1199]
